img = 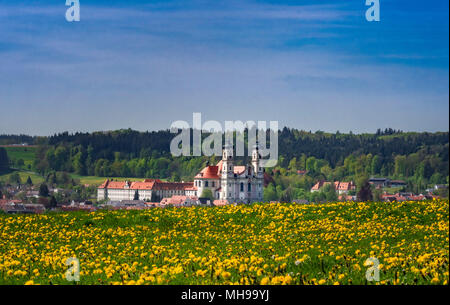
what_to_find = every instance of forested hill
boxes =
[1,128,448,188]
[278,128,449,167]
[44,128,448,166]
[36,128,450,159]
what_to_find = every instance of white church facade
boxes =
[189,143,264,204]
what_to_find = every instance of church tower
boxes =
[221,142,235,201]
[252,141,263,179]
[252,141,264,202]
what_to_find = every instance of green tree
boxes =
[49,196,57,208]
[306,157,317,174]
[371,155,382,175]
[373,188,383,202]
[26,176,33,185]
[133,189,139,200]
[200,189,214,201]
[73,151,86,175]
[322,183,338,201]
[357,180,373,202]
[394,155,407,177]
[171,172,181,182]
[288,158,298,172]
[8,172,21,184]
[280,186,293,202]
[16,159,25,168]
[263,183,278,201]
[430,172,444,185]
[39,183,49,197]
[0,148,9,172]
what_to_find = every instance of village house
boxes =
[0,199,45,214]
[159,195,199,207]
[381,192,431,202]
[310,181,356,194]
[369,177,391,188]
[368,178,406,188]
[389,180,407,188]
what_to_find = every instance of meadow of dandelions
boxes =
[0,200,448,285]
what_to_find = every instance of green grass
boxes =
[0,169,161,187]
[0,200,448,285]
[382,187,405,193]
[69,174,155,186]
[0,170,45,185]
[2,146,36,170]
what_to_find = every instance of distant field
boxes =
[0,171,148,186]
[382,187,404,193]
[0,170,45,185]
[3,146,36,170]
[69,174,152,186]
[0,170,156,187]
[0,146,148,186]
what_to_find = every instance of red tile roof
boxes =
[213,199,228,206]
[195,161,250,180]
[185,186,198,191]
[195,165,220,179]
[311,181,327,190]
[311,181,355,191]
[337,182,355,190]
[98,179,193,190]
[160,195,198,206]
[130,180,156,190]
[0,199,23,206]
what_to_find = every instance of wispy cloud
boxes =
[0,0,448,135]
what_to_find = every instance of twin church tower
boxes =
[192,142,264,203]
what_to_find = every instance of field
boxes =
[0,170,45,185]
[0,200,448,285]
[68,175,151,185]
[0,170,147,187]
[1,146,146,186]
[1,146,36,170]
[0,146,44,184]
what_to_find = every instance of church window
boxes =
[205,181,209,187]
[240,183,244,192]
[248,183,251,192]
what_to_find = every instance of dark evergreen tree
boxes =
[49,196,57,208]
[357,181,373,202]
[0,148,9,172]
[39,183,49,197]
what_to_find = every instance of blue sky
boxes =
[0,0,448,135]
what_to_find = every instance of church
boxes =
[98,143,264,204]
[187,143,264,204]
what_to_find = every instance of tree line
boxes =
[1,128,448,201]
